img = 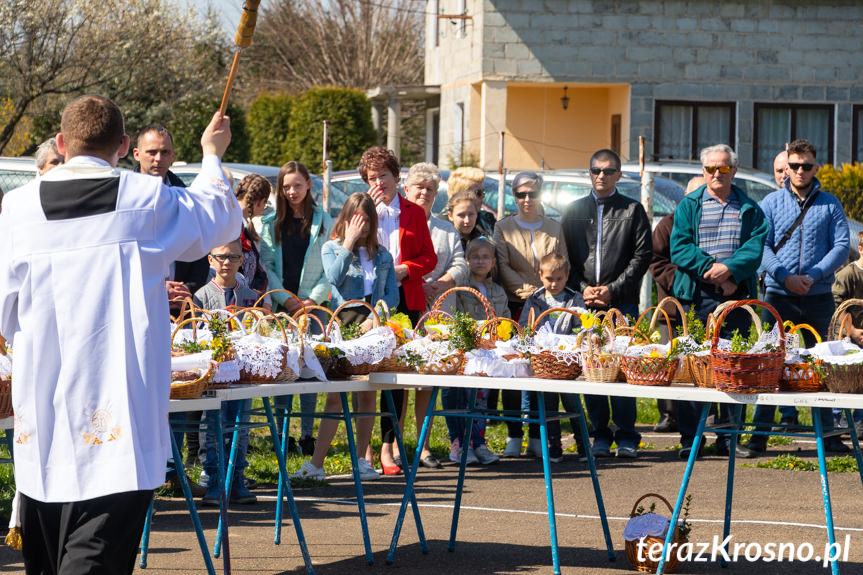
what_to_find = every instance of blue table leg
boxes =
[171,426,217,575]
[657,402,709,575]
[387,386,439,565]
[214,410,241,561]
[448,387,476,552]
[718,404,742,568]
[537,391,561,575]
[844,408,863,488]
[262,398,315,574]
[383,389,428,553]
[275,402,291,545]
[814,407,841,575]
[139,496,154,568]
[341,391,374,565]
[575,395,614,561]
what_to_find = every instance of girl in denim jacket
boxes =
[293,193,399,481]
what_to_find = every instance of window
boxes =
[754,104,834,172]
[854,105,863,163]
[654,101,736,161]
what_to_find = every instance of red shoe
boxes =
[379,455,402,475]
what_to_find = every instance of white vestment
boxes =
[0,154,242,502]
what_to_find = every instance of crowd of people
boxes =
[3,93,861,573]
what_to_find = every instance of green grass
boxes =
[746,453,859,473]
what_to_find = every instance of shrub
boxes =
[248,92,293,166]
[282,87,377,172]
[818,163,863,221]
[168,95,249,164]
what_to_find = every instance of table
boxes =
[210,379,427,571]
[369,373,863,575]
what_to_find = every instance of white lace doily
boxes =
[397,337,459,365]
[300,341,328,381]
[623,513,670,542]
[171,351,212,372]
[520,324,584,365]
[714,323,783,353]
[0,352,11,379]
[463,347,530,378]
[213,359,241,383]
[811,339,863,365]
[624,343,671,358]
[234,332,301,379]
[325,326,396,366]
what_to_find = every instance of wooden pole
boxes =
[217,0,262,123]
[322,120,330,213]
[497,131,505,220]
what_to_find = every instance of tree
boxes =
[168,96,249,164]
[283,87,376,172]
[0,0,229,154]
[247,92,293,166]
[245,0,424,92]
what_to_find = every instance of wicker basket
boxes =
[823,299,863,393]
[417,351,464,375]
[529,307,583,380]
[170,366,213,400]
[621,306,680,386]
[255,288,304,313]
[171,315,241,387]
[711,299,784,394]
[236,309,301,383]
[779,323,826,392]
[370,300,414,373]
[0,378,11,419]
[624,493,688,574]
[654,297,692,383]
[577,325,622,382]
[327,300,383,376]
[690,301,761,389]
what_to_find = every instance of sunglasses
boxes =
[210,254,243,263]
[589,167,619,176]
[514,191,540,199]
[703,165,733,175]
[788,162,815,172]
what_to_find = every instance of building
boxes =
[423,0,863,171]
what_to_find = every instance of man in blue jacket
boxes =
[749,139,850,453]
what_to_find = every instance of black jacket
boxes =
[561,191,652,308]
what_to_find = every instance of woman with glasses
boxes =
[492,170,568,458]
[402,162,470,469]
[446,166,496,236]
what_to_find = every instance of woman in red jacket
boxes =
[359,146,437,473]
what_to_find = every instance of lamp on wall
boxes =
[560,86,569,111]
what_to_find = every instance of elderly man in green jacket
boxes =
[669,143,769,459]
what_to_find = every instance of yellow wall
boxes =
[502,84,630,170]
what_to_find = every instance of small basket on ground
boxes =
[620,306,679,387]
[624,493,688,574]
[528,307,583,380]
[780,323,826,392]
[823,299,863,393]
[711,299,784,394]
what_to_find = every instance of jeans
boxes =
[543,392,582,444]
[753,292,835,429]
[441,388,486,447]
[585,303,640,448]
[205,399,250,480]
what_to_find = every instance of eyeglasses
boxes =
[703,165,733,175]
[210,254,243,263]
[475,189,486,198]
[788,162,815,172]
[514,191,540,199]
[589,167,619,176]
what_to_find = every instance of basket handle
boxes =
[575,323,615,353]
[479,316,524,342]
[629,492,676,518]
[628,306,673,347]
[292,305,334,337]
[255,288,305,313]
[415,309,455,337]
[431,286,495,321]
[710,299,785,350]
[654,297,688,337]
[786,322,822,347]
[531,307,583,332]
[0,332,6,356]
[598,307,629,330]
[327,299,381,338]
[228,307,292,344]
[828,298,863,340]
[706,300,762,339]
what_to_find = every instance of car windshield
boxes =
[543,180,675,218]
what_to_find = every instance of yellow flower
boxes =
[580,313,595,329]
[497,322,513,341]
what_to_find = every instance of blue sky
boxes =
[186,0,243,38]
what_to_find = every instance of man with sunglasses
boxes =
[670,144,769,458]
[562,149,652,459]
[749,139,850,453]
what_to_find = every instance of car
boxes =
[620,159,779,202]
[0,156,39,195]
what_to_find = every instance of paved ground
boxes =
[2,427,862,574]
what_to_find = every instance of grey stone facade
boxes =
[428,0,863,168]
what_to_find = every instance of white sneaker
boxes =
[464,447,480,465]
[449,438,461,462]
[198,470,210,488]
[355,458,380,481]
[290,461,325,481]
[524,437,544,458]
[502,436,522,458]
[473,444,500,465]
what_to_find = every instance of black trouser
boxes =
[502,389,542,439]
[380,288,421,446]
[21,489,153,575]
